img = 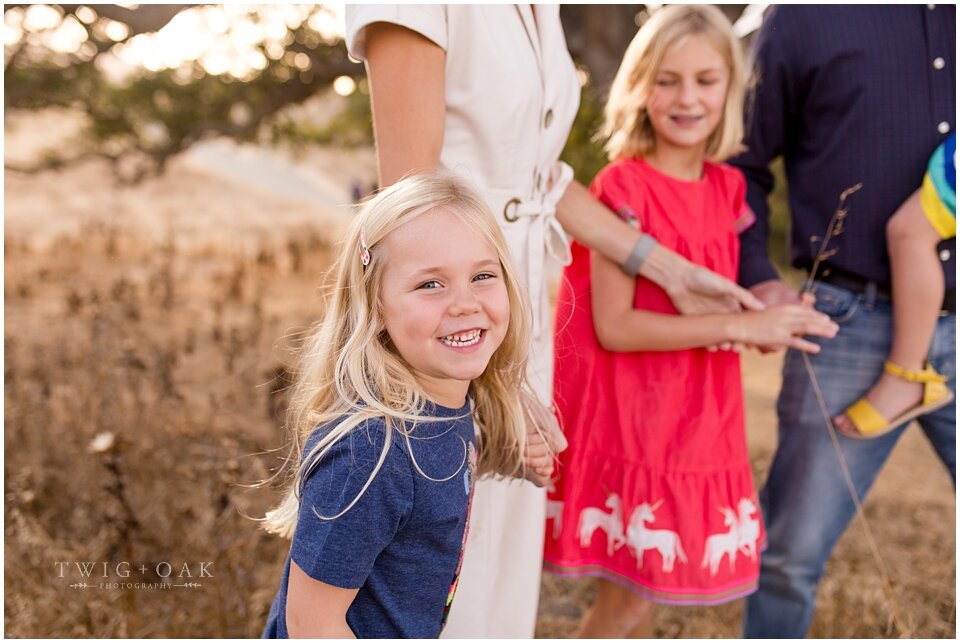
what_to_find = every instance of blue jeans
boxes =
[743,282,956,638]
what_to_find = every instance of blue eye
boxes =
[473,272,497,282]
[417,280,441,290]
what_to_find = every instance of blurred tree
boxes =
[4,4,367,181]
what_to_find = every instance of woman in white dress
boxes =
[344,5,761,637]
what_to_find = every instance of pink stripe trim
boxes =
[543,560,758,606]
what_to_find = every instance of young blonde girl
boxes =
[542,6,837,637]
[261,173,555,638]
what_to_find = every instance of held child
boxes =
[542,5,838,637]
[260,174,557,638]
[835,133,956,438]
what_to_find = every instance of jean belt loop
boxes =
[863,281,878,310]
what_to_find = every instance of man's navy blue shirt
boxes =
[732,5,956,288]
[262,400,476,639]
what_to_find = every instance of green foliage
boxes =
[4,5,363,180]
[560,81,608,186]
[268,85,373,154]
[767,157,804,280]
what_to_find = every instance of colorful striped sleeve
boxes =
[920,132,956,240]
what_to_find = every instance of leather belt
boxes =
[808,264,955,314]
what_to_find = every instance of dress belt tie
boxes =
[499,162,574,337]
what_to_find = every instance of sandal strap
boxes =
[884,361,947,384]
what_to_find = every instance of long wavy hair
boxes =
[262,173,541,538]
[601,4,747,163]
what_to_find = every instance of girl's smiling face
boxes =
[646,34,730,156]
[378,208,509,408]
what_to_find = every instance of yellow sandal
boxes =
[838,361,954,440]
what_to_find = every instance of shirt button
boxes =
[544,109,554,128]
[934,57,946,70]
[940,249,951,262]
[938,121,951,134]
[927,4,936,9]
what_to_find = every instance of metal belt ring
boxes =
[503,197,522,223]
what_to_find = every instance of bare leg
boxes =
[835,190,944,432]
[625,607,655,638]
[577,578,655,638]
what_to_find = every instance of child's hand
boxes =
[519,399,567,487]
[522,433,553,487]
[732,304,838,353]
[524,399,568,455]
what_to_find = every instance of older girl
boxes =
[543,6,837,636]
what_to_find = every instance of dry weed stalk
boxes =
[799,182,910,637]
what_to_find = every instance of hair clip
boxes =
[358,230,370,268]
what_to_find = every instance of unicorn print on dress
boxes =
[578,493,625,555]
[546,482,563,540]
[701,507,739,576]
[735,497,760,560]
[701,497,762,576]
[625,500,687,573]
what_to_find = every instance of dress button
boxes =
[544,109,554,128]
[938,121,951,134]
[934,57,945,70]
[940,249,951,262]
[927,4,936,10]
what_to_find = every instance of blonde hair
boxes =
[601,4,746,163]
[262,173,541,538]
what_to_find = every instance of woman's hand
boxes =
[662,252,765,315]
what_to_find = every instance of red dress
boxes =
[543,158,765,605]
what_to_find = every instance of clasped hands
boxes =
[671,264,838,354]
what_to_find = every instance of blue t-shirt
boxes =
[262,400,477,638]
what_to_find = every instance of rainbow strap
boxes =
[920,132,956,239]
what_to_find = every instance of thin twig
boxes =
[798,182,909,637]
[801,183,862,294]
[800,353,909,637]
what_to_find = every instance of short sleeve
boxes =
[345,4,448,61]
[590,162,642,231]
[726,166,756,235]
[289,419,414,589]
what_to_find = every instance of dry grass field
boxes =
[3,128,955,637]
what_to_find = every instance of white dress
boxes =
[346,4,580,637]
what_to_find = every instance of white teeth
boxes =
[440,329,482,347]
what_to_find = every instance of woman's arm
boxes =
[556,180,765,315]
[363,22,445,186]
[364,20,760,319]
[590,249,837,353]
[286,560,358,638]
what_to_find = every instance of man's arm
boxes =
[730,6,801,307]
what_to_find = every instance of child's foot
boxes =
[833,372,923,437]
